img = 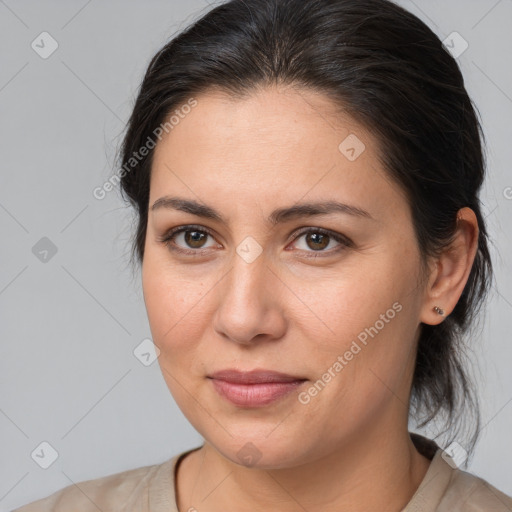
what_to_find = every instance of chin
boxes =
[204,427,318,470]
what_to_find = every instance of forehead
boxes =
[149,86,406,223]
[154,85,376,155]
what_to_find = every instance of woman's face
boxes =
[142,85,429,468]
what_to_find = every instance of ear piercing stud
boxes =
[433,306,445,316]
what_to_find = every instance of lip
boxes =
[209,369,306,384]
[208,369,307,407]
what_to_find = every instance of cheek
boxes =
[142,256,209,355]
[286,259,402,351]
[142,260,210,413]
[293,254,420,397]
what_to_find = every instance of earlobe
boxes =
[420,207,479,325]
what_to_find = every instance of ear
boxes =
[420,207,479,325]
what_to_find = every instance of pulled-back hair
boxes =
[118,0,493,460]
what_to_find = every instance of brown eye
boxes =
[159,225,220,255]
[183,230,208,249]
[291,227,352,257]
[304,232,330,251]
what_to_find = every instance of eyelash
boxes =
[157,224,353,258]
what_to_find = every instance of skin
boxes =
[142,84,479,511]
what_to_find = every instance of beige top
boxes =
[13,434,512,511]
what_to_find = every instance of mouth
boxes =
[207,369,307,407]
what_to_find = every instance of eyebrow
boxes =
[150,196,374,225]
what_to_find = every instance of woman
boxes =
[15,0,512,510]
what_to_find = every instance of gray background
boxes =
[1,0,511,509]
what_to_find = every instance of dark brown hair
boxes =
[118,0,493,460]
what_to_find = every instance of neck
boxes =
[176,420,431,512]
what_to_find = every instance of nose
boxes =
[213,252,287,346]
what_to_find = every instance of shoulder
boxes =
[441,465,512,511]
[11,458,174,512]
[405,437,512,512]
